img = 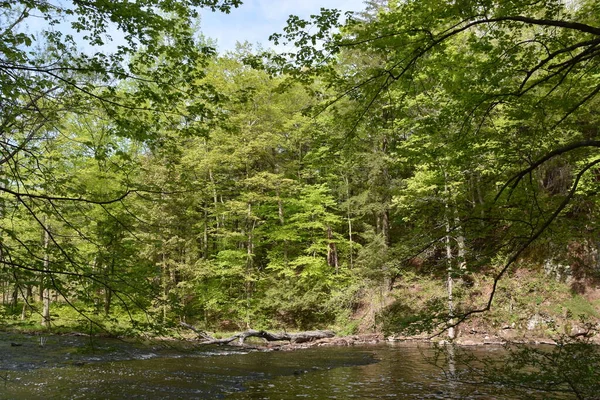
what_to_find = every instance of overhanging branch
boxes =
[436,158,600,337]
[496,140,600,201]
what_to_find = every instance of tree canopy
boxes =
[0,0,599,361]
[263,0,600,331]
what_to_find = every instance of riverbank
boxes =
[178,328,600,351]
[2,323,598,357]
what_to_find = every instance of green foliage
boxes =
[562,295,600,320]
[2,0,600,350]
[459,338,600,399]
[0,0,242,334]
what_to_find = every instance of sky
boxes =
[199,0,366,53]
[19,0,366,56]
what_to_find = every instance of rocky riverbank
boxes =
[258,327,600,350]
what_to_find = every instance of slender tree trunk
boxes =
[162,251,170,322]
[454,209,467,273]
[209,169,219,230]
[444,178,455,340]
[41,221,51,328]
[276,187,285,225]
[475,172,485,224]
[381,135,391,249]
[10,282,18,310]
[445,221,455,340]
[2,281,8,305]
[21,292,28,320]
[11,272,20,312]
[344,176,354,269]
[245,203,255,328]
[382,209,390,247]
[276,185,288,262]
[203,139,216,256]
[203,208,209,258]
[104,259,114,315]
[327,226,339,272]
[21,285,32,320]
[220,195,226,232]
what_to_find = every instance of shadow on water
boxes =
[0,333,567,399]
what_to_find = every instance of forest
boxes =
[1,0,600,345]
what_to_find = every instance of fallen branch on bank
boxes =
[180,322,335,346]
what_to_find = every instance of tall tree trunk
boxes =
[203,139,217,256]
[104,258,114,315]
[344,176,354,269]
[276,187,285,225]
[382,209,390,247]
[10,280,18,311]
[444,178,455,340]
[245,203,255,328]
[209,169,219,229]
[203,208,209,258]
[162,251,169,322]
[21,285,32,320]
[41,220,51,328]
[381,134,391,248]
[327,226,339,272]
[454,209,467,273]
[276,185,288,262]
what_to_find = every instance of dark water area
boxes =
[0,333,567,399]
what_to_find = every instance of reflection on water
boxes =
[228,344,526,400]
[0,335,556,399]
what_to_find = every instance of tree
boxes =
[0,0,240,329]
[268,0,600,332]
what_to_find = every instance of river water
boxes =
[0,333,565,399]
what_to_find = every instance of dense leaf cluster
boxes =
[0,0,599,356]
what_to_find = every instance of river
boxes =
[0,333,569,399]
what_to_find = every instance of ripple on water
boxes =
[0,337,563,399]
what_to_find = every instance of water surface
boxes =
[0,333,564,399]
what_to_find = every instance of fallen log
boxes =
[180,322,335,346]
